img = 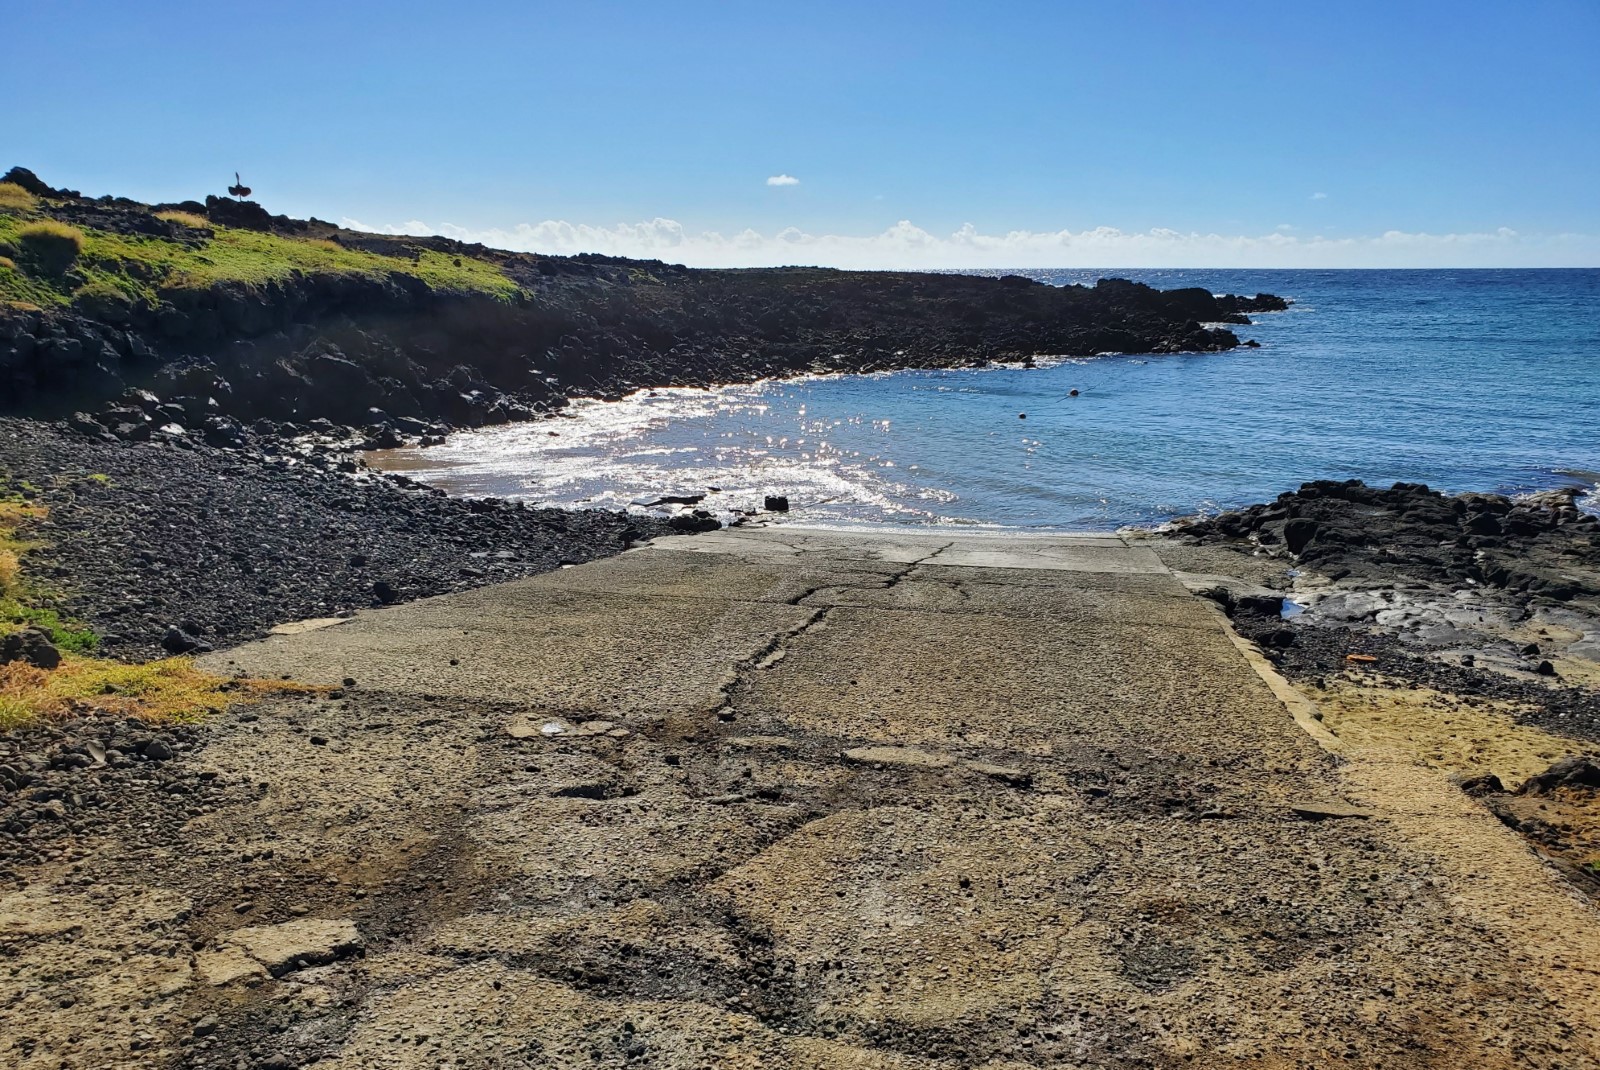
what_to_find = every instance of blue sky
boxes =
[10,1,1599,267]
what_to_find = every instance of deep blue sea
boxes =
[380,269,1600,530]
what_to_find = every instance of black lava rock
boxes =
[1519,756,1600,795]
[0,628,61,669]
[161,626,212,655]
[1283,517,1319,555]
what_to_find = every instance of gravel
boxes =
[0,416,679,659]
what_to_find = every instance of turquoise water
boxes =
[385,269,1600,530]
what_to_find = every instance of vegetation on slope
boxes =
[0,192,520,312]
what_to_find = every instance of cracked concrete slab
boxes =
[206,586,817,717]
[128,525,1600,1068]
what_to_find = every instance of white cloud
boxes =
[766,174,800,187]
[340,215,1598,270]
[1311,192,1328,200]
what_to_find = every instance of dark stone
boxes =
[67,411,106,437]
[1283,518,1319,555]
[2,166,78,198]
[668,513,722,533]
[1233,594,1284,618]
[160,626,212,655]
[1260,627,1297,649]
[763,495,790,513]
[202,195,280,232]
[372,579,397,603]
[0,629,61,669]
[1466,512,1502,536]
[1457,773,1506,797]
[1519,756,1600,795]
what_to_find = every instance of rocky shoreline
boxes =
[1162,478,1600,734]
[2,166,1287,446]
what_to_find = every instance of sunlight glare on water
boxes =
[374,269,1600,531]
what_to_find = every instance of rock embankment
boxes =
[1182,478,1600,608]
[1,166,1288,438]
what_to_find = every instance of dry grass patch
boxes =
[154,209,210,229]
[0,182,37,211]
[1312,673,1575,786]
[0,655,324,730]
[16,219,85,274]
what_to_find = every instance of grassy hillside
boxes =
[0,181,521,313]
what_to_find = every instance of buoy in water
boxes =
[1018,413,1027,419]
[1069,389,1080,397]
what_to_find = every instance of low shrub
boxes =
[0,182,37,211]
[17,220,85,274]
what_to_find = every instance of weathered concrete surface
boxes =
[8,527,1600,1068]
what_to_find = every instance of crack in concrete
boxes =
[709,545,951,721]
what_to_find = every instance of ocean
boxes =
[374,269,1600,530]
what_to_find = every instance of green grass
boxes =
[0,209,521,309]
[0,601,98,653]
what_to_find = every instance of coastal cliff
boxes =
[0,167,1286,438]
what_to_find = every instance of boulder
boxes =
[1456,773,1506,797]
[668,513,722,533]
[161,626,212,655]
[1466,512,1502,536]
[1519,756,1600,795]
[1,166,77,198]
[1284,517,1319,555]
[0,628,61,669]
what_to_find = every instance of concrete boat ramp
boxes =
[15,527,1600,1068]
